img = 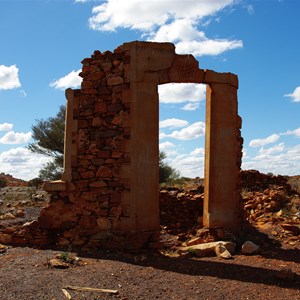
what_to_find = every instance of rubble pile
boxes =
[240,170,290,191]
[0,187,49,223]
[241,170,300,246]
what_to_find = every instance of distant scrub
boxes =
[0,176,7,188]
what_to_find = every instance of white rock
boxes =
[215,243,233,259]
[241,241,260,255]
[179,241,236,257]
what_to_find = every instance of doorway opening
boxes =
[158,82,207,235]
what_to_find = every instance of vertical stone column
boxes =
[203,73,241,228]
[130,81,160,231]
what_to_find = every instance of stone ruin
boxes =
[0,41,243,249]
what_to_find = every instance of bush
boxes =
[27,177,44,188]
[0,177,7,188]
[159,151,180,183]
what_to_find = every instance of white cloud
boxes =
[175,38,243,57]
[242,144,300,176]
[0,123,13,131]
[89,0,235,31]
[181,103,200,111]
[75,0,88,3]
[0,131,32,144]
[162,121,205,140]
[49,69,82,90]
[159,141,176,151]
[284,86,300,102]
[245,4,254,15]
[282,127,300,137]
[152,18,242,56]
[190,147,205,156]
[158,83,206,104]
[249,133,280,147]
[257,142,285,156]
[167,147,205,178]
[19,90,27,97]
[159,118,188,129]
[88,0,243,57]
[159,132,167,140]
[0,65,21,90]
[0,147,51,180]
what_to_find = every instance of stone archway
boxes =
[37,41,243,249]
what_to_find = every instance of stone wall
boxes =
[0,41,243,250]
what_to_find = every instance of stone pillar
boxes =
[203,78,241,228]
[130,81,160,231]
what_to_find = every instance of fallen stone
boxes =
[48,258,69,269]
[215,243,233,259]
[2,212,16,220]
[179,241,236,257]
[241,241,260,255]
[186,237,203,247]
[15,209,25,218]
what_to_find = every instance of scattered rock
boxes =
[32,194,45,201]
[179,241,236,258]
[186,237,204,247]
[241,241,260,255]
[15,209,25,218]
[1,212,16,220]
[48,258,69,269]
[0,243,8,253]
[215,243,233,259]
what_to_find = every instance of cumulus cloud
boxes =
[242,144,300,176]
[159,118,188,129]
[0,131,32,144]
[0,123,13,131]
[0,65,21,90]
[0,147,51,180]
[257,143,285,156]
[190,147,205,156]
[159,141,176,151]
[88,0,243,57]
[249,134,280,147]
[161,121,205,140]
[167,147,205,178]
[49,69,82,90]
[152,18,242,56]
[284,86,300,102]
[175,38,243,57]
[158,83,206,110]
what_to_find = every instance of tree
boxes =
[159,151,180,183]
[29,105,179,182]
[28,105,65,180]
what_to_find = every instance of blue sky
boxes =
[0,0,300,180]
